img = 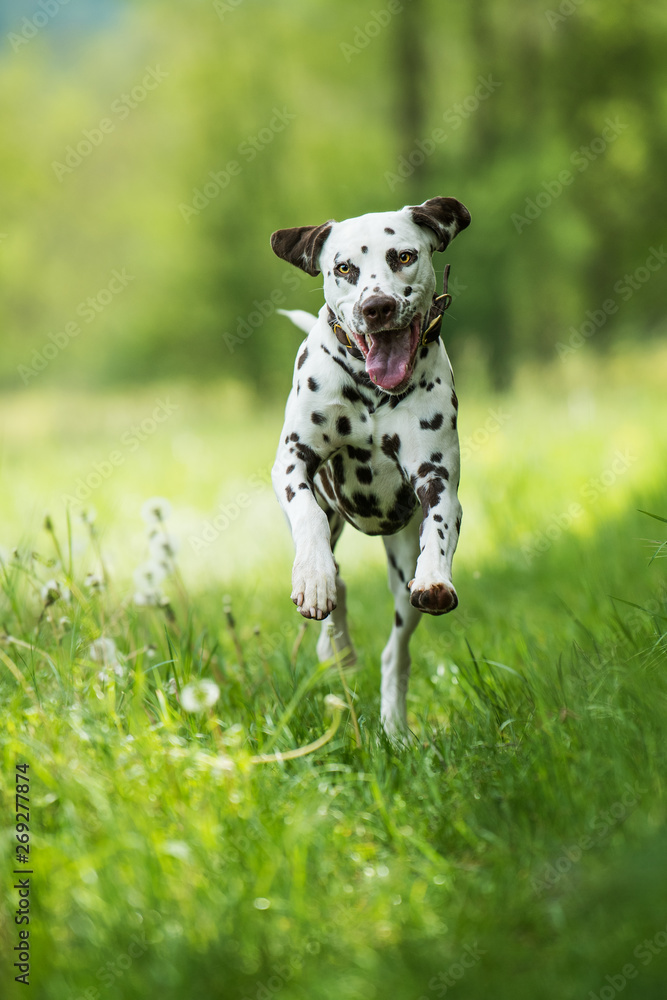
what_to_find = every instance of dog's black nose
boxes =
[361,295,397,329]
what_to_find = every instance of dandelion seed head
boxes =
[148,531,180,565]
[40,579,70,604]
[141,497,172,526]
[97,663,125,683]
[180,679,220,713]
[133,589,163,607]
[133,561,167,591]
[88,637,119,665]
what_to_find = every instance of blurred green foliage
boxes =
[0,0,665,393]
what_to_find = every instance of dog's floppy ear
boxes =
[270,222,333,277]
[407,197,471,252]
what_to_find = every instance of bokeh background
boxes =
[1,0,665,582]
[1,0,665,391]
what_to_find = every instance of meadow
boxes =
[1,342,666,999]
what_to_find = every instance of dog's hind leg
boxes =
[316,512,357,667]
[380,514,422,735]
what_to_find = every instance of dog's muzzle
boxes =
[327,264,453,391]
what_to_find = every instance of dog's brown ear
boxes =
[407,197,471,252]
[270,222,333,276]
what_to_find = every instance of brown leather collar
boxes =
[327,263,453,360]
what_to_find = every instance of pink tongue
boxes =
[366,327,413,389]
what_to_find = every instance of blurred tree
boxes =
[394,0,426,186]
[0,0,664,392]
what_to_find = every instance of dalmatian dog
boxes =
[270,196,470,735]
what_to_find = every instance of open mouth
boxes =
[351,316,422,391]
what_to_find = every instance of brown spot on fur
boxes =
[416,478,446,515]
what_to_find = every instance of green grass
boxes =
[1,344,667,999]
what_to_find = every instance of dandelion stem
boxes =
[250,703,344,765]
[335,655,362,749]
[223,597,247,678]
[290,622,308,668]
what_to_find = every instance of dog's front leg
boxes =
[405,445,462,615]
[272,432,337,621]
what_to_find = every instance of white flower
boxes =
[133,589,163,607]
[141,497,172,526]
[132,561,165,608]
[164,677,177,696]
[40,579,70,604]
[90,638,124,683]
[80,506,97,525]
[133,561,167,591]
[148,531,180,566]
[97,663,125,683]
[85,572,105,591]
[180,679,220,713]
[88,638,119,665]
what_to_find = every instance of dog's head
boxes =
[271,196,470,393]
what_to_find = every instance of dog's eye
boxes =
[337,262,350,274]
[399,251,414,264]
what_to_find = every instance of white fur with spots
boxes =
[270,198,469,736]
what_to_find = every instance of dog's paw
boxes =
[291,554,337,620]
[408,579,458,615]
